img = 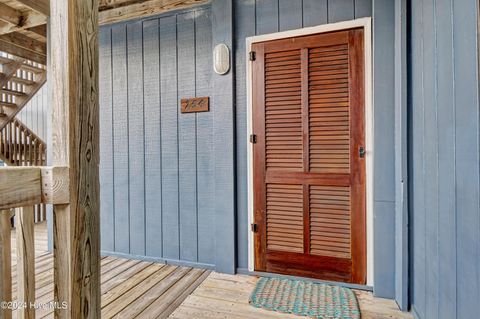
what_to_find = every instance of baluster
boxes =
[0,210,12,319]
[0,125,3,159]
[16,124,20,166]
[20,126,25,166]
[17,124,21,166]
[33,139,38,166]
[3,126,6,160]
[13,123,17,165]
[29,133,33,166]
[20,125,24,166]
[23,130,27,166]
[8,122,12,162]
[24,131,28,166]
[15,207,35,319]
[38,144,43,166]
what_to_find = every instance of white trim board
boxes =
[246,17,374,286]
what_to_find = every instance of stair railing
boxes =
[0,118,47,222]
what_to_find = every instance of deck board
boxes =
[8,223,210,319]
[170,272,414,319]
[7,222,412,319]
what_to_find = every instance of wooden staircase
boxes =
[0,52,47,166]
[0,54,47,131]
[0,53,47,222]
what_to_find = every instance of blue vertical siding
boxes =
[111,24,130,254]
[394,0,409,310]
[143,18,162,258]
[212,0,236,274]
[372,0,396,298]
[409,0,480,318]
[328,0,355,23]
[99,28,115,252]
[99,6,215,267]
[17,84,49,141]
[159,14,180,260]
[127,21,146,256]
[195,9,215,265]
[177,11,198,262]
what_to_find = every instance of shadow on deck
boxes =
[10,222,412,319]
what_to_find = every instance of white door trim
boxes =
[245,17,374,286]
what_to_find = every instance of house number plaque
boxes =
[181,97,209,113]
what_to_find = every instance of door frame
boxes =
[246,17,374,285]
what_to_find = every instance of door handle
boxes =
[359,146,365,158]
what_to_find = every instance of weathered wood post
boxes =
[50,0,101,318]
[0,210,12,319]
[16,206,35,319]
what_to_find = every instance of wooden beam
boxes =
[99,0,208,25]
[2,0,209,30]
[99,0,139,10]
[0,167,70,209]
[0,167,41,210]
[27,24,47,38]
[0,0,208,32]
[0,3,47,36]
[51,0,101,317]
[0,56,25,88]
[0,210,12,319]
[41,166,70,205]
[15,0,50,16]
[18,25,47,45]
[0,32,46,64]
[15,206,35,319]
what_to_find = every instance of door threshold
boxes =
[236,268,373,292]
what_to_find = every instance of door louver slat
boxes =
[265,49,303,171]
[266,184,303,253]
[310,185,351,258]
[309,44,350,174]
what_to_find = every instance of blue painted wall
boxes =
[96,0,399,297]
[409,0,480,318]
[17,84,49,142]
[99,6,216,268]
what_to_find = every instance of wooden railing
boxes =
[0,118,46,167]
[0,167,69,319]
[0,118,47,223]
[0,207,34,319]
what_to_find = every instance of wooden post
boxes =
[50,0,100,318]
[15,207,35,319]
[0,210,12,319]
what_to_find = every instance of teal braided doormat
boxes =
[249,277,361,319]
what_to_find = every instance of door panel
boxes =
[253,29,366,284]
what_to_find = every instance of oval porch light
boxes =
[213,43,230,75]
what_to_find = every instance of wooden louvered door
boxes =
[252,29,366,284]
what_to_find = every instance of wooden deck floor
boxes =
[9,223,210,319]
[170,273,413,319]
[9,222,412,319]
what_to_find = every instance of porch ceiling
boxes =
[0,0,209,62]
[99,0,210,25]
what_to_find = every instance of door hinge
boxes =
[249,51,256,61]
[251,223,258,233]
[250,134,257,144]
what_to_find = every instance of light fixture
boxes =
[213,43,230,75]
